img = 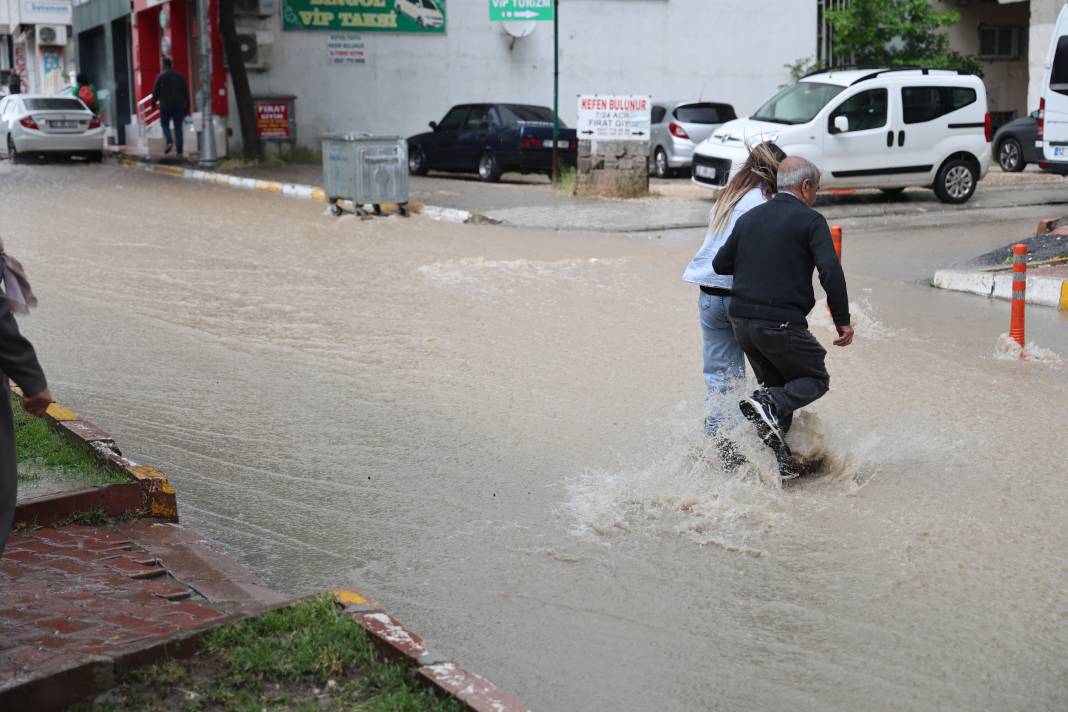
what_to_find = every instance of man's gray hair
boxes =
[777,158,820,191]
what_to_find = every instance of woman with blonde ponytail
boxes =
[682,141,786,444]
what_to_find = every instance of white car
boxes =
[1039,3,1068,167]
[692,67,992,204]
[396,0,444,28]
[0,94,105,163]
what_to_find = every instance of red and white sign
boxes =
[576,94,652,142]
[255,100,291,140]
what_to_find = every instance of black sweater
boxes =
[712,192,850,327]
[152,69,189,112]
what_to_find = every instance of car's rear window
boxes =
[23,98,85,111]
[674,103,735,124]
[499,105,566,127]
[902,86,977,124]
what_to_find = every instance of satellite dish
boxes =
[499,20,536,39]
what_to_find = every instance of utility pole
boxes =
[551,0,559,184]
[197,0,218,167]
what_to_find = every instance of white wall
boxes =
[235,0,817,149]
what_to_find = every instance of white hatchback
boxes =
[0,94,105,163]
[396,0,444,28]
[692,68,993,204]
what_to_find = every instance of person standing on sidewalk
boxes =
[712,156,853,478]
[0,241,51,556]
[152,58,190,156]
[683,142,786,454]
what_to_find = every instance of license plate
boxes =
[542,140,569,149]
[1055,147,1066,157]
[695,165,717,179]
[48,120,78,129]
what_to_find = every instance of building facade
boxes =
[233,0,819,151]
[1,0,74,95]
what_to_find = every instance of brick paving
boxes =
[0,523,233,687]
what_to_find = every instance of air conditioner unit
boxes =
[235,0,275,17]
[36,25,68,46]
[237,30,273,71]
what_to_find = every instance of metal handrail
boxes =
[137,94,160,136]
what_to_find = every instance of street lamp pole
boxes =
[551,0,559,184]
[197,0,218,167]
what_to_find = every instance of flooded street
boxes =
[3,162,1067,710]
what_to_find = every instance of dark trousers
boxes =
[159,106,185,155]
[731,317,830,433]
[0,389,15,557]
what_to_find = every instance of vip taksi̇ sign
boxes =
[283,0,445,33]
[576,95,652,142]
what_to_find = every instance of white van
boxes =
[692,67,992,203]
[1040,3,1068,167]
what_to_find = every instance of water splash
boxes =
[809,296,895,340]
[993,333,1063,364]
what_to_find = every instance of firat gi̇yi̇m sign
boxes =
[576,95,652,142]
[254,99,294,141]
[283,0,446,33]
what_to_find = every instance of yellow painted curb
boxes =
[331,588,377,607]
[45,403,79,421]
[153,164,184,176]
[311,187,327,203]
[1061,281,1068,311]
[257,180,284,193]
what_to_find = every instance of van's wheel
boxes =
[933,158,978,204]
[478,151,502,182]
[653,148,670,178]
[7,136,22,164]
[408,146,429,176]
[997,138,1024,172]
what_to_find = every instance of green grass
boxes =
[554,165,577,195]
[76,596,465,712]
[12,396,127,487]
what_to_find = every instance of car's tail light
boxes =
[1037,97,1045,142]
[984,112,992,143]
[521,137,540,150]
[88,115,101,129]
[19,116,38,130]
[569,139,577,151]
[669,122,689,139]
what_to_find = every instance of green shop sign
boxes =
[283,0,446,33]
[489,0,553,22]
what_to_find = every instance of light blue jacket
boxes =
[682,187,767,289]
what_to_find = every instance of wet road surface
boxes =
[3,161,1067,711]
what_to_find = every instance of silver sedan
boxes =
[0,94,105,163]
[649,100,736,178]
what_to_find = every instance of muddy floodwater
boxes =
[4,163,1068,711]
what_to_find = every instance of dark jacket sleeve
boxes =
[179,75,190,111]
[712,221,740,276]
[0,293,47,396]
[809,216,850,326]
[151,75,162,106]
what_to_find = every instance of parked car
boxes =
[0,94,104,162]
[692,67,992,203]
[992,111,1040,171]
[649,100,736,178]
[396,0,444,29]
[408,103,577,182]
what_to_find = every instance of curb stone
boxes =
[11,388,178,524]
[106,154,470,221]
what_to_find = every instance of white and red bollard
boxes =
[1009,243,1027,351]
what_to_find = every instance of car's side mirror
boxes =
[429,121,438,130]
[831,115,849,134]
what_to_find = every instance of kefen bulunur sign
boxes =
[283,0,445,33]
[576,95,652,142]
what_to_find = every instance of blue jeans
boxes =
[159,106,185,155]
[699,291,744,434]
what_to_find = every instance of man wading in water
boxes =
[712,156,853,480]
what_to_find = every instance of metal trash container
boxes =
[321,133,410,217]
